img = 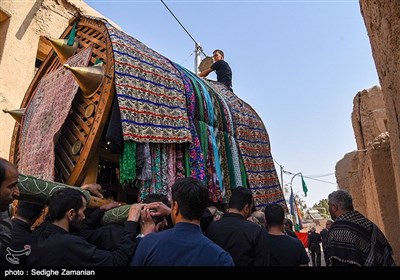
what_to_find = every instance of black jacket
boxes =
[28,221,138,266]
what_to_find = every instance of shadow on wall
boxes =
[15,0,44,40]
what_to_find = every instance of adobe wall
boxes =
[336,86,400,263]
[359,0,400,224]
[0,0,116,158]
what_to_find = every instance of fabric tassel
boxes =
[67,21,78,46]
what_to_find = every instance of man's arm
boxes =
[198,67,213,77]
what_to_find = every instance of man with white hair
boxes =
[326,190,395,266]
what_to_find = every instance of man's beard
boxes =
[70,216,82,233]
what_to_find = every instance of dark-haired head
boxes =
[0,158,19,211]
[144,193,171,208]
[228,187,253,218]
[144,193,170,226]
[264,203,285,227]
[49,188,87,222]
[171,178,208,222]
[283,218,294,230]
[16,201,45,225]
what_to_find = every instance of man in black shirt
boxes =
[28,188,142,266]
[9,201,44,266]
[308,226,322,266]
[206,187,270,266]
[284,218,299,239]
[264,204,309,266]
[199,49,232,90]
[320,219,332,260]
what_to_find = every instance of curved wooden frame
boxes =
[10,16,115,186]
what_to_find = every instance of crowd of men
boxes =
[0,157,396,267]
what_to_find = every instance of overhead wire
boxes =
[305,172,335,178]
[301,176,336,185]
[161,0,207,57]
[180,51,195,65]
[278,160,336,185]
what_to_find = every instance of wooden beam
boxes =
[36,36,52,62]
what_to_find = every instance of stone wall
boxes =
[0,0,117,158]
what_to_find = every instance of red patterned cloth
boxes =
[19,47,93,180]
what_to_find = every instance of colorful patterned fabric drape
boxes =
[82,17,284,208]
[206,81,286,210]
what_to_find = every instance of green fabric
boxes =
[190,76,208,165]
[184,144,190,177]
[189,76,204,122]
[199,121,208,161]
[119,141,136,187]
[224,132,236,189]
[301,175,308,197]
[152,143,162,192]
[101,204,131,225]
[213,92,228,132]
[239,155,248,188]
[17,174,130,225]
[17,174,90,205]
[67,21,77,46]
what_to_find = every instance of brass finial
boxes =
[45,37,78,63]
[63,64,105,98]
[2,108,25,124]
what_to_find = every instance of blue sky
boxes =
[87,0,379,207]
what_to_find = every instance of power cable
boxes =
[305,172,335,178]
[281,165,336,185]
[180,51,195,65]
[161,0,207,57]
[301,176,336,185]
[273,157,282,167]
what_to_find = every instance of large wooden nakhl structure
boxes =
[8,15,286,211]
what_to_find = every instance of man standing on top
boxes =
[199,49,232,90]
